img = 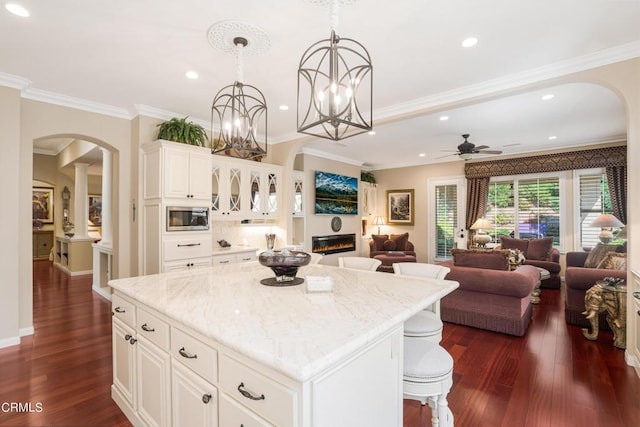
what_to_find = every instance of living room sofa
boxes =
[564,245,627,329]
[438,249,540,336]
[498,236,561,289]
[369,232,416,258]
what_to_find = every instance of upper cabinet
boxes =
[360,181,377,217]
[211,156,282,220]
[292,171,305,217]
[143,140,212,203]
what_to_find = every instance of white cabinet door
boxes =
[112,319,137,410]
[163,146,211,201]
[361,181,377,217]
[137,338,171,427]
[172,359,218,427]
[163,147,191,199]
[189,150,213,200]
[164,257,212,272]
[292,171,304,217]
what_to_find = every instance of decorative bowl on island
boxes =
[258,249,311,286]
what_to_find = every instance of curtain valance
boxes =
[464,145,626,179]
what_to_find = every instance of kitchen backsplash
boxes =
[211,222,287,251]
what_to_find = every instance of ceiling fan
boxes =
[441,134,503,160]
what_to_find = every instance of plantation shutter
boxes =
[435,184,458,258]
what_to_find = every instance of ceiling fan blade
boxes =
[435,153,459,160]
[477,150,503,155]
[474,145,490,150]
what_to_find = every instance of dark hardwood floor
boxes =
[1,260,638,426]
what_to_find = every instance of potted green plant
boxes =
[361,170,376,185]
[156,117,207,147]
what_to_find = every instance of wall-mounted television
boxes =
[314,171,358,215]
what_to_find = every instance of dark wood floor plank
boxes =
[1,260,639,426]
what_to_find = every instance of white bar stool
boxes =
[404,310,443,344]
[403,338,454,427]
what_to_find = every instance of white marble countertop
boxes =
[211,246,259,255]
[108,263,458,382]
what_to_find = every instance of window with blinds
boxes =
[579,173,612,248]
[486,177,560,245]
[435,184,457,259]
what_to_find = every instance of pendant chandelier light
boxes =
[297,0,373,141]
[208,21,270,160]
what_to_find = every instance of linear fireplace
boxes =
[312,233,356,255]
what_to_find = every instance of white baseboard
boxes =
[20,326,34,337]
[0,336,20,349]
[93,285,112,301]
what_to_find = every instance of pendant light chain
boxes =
[329,0,339,33]
[236,40,244,84]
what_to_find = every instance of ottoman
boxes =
[373,253,417,273]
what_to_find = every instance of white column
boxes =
[74,163,89,238]
[100,148,113,245]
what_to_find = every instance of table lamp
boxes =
[372,216,386,235]
[590,214,624,243]
[470,217,493,247]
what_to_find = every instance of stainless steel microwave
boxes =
[166,206,209,231]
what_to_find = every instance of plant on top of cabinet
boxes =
[156,117,207,147]
[361,170,376,185]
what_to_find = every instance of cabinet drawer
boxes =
[219,355,296,427]
[237,251,257,263]
[171,328,218,384]
[164,257,212,272]
[137,308,170,351]
[219,393,272,427]
[112,293,135,328]
[164,237,211,261]
[212,254,236,265]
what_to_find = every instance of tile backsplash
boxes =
[211,222,287,251]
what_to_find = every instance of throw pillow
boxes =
[371,234,389,252]
[382,240,396,251]
[583,243,619,268]
[527,237,554,261]
[500,236,529,254]
[596,252,627,270]
[390,233,409,251]
[451,248,510,271]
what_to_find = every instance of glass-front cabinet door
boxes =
[228,166,242,214]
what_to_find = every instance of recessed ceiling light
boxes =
[185,71,199,79]
[279,105,289,111]
[461,37,478,48]
[541,94,554,101]
[367,130,376,135]
[548,136,557,140]
[5,3,29,17]
[439,116,449,121]
[419,153,426,157]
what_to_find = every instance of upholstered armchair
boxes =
[369,233,416,258]
[564,245,626,329]
[498,236,561,289]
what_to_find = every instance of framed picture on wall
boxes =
[32,187,54,224]
[387,189,414,225]
[88,195,102,226]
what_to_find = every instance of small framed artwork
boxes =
[387,189,414,225]
[88,195,102,226]
[33,187,54,223]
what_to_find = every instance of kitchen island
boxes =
[109,262,458,427]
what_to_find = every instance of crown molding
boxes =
[300,147,364,167]
[375,40,640,122]
[22,88,131,119]
[133,104,209,129]
[0,72,31,90]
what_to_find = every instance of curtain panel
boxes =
[464,145,626,179]
[465,177,490,229]
[606,165,627,224]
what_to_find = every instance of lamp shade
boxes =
[590,214,624,228]
[470,218,493,230]
[372,216,385,226]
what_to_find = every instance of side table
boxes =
[531,267,550,304]
[582,280,627,349]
